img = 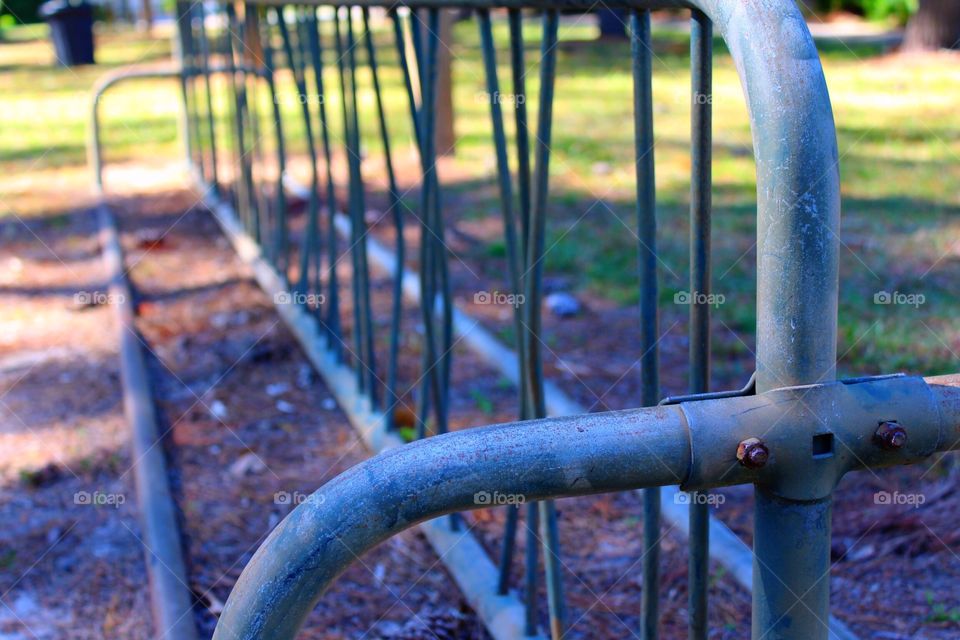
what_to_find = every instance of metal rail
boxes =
[213,374,960,639]
[86,0,960,638]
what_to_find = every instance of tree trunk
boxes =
[903,0,960,51]
[139,0,153,33]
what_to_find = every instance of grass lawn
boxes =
[1,14,957,376]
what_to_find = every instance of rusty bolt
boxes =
[737,437,769,469]
[875,421,907,451]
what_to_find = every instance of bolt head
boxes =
[737,437,769,469]
[875,421,907,451]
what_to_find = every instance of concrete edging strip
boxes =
[98,204,200,640]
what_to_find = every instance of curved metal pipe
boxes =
[88,65,266,193]
[212,408,691,639]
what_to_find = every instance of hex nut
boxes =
[875,421,907,451]
[737,437,769,469]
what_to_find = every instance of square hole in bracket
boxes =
[812,433,835,459]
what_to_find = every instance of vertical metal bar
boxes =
[508,8,531,264]
[296,11,324,309]
[196,1,220,193]
[259,9,289,274]
[336,7,378,405]
[347,7,379,407]
[522,10,564,638]
[333,9,367,390]
[243,4,267,244]
[498,504,519,596]
[409,7,444,439]
[687,9,712,640]
[391,10,423,148]
[390,9,436,437]
[753,492,832,640]
[745,0,840,635]
[304,7,343,355]
[524,501,540,637]
[477,8,529,597]
[505,13,533,592]
[175,1,200,177]
[631,9,660,640]
[477,9,523,367]
[362,7,405,427]
[277,7,322,304]
[225,3,253,231]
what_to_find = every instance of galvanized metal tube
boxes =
[89,68,182,193]
[521,8,558,420]
[195,2,220,193]
[687,9,712,640]
[277,8,322,301]
[704,0,840,637]
[241,5,267,243]
[477,11,535,595]
[332,9,368,392]
[498,504,519,595]
[258,12,290,273]
[524,500,540,636]
[928,374,960,440]
[212,407,692,640]
[344,8,379,407]
[303,7,342,353]
[631,9,661,640]
[363,7,405,425]
[520,10,565,637]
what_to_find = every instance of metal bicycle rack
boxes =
[87,0,960,638]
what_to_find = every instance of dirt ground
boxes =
[1,176,958,639]
[0,208,151,640]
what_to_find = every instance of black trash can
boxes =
[40,0,95,66]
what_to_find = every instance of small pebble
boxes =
[265,382,290,397]
[321,397,337,411]
[276,400,297,414]
[545,292,581,318]
[209,400,228,420]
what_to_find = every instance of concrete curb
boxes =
[98,204,200,640]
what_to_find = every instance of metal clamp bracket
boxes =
[679,374,942,501]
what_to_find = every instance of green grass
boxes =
[1,16,957,376]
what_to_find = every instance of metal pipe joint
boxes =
[680,374,950,501]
